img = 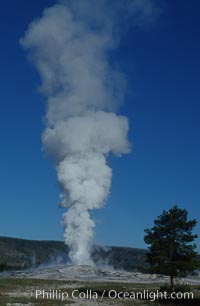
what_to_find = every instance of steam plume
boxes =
[21,0,160,265]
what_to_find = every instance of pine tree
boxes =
[144,205,199,290]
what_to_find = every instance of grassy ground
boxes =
[0,278,199,305]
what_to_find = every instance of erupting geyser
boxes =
[21,0,159,265]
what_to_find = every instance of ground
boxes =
[0,266,200,305]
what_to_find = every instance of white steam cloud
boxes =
[21,0,160,265]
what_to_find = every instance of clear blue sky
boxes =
[0,0,199,251]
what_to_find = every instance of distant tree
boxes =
[144,205,199,290]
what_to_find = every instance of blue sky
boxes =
[0,0,200,251]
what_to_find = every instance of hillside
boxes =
[0,236,148,272]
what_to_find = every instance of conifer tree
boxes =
[144,205,199,290]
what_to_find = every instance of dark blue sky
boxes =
[0,0,199,250]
